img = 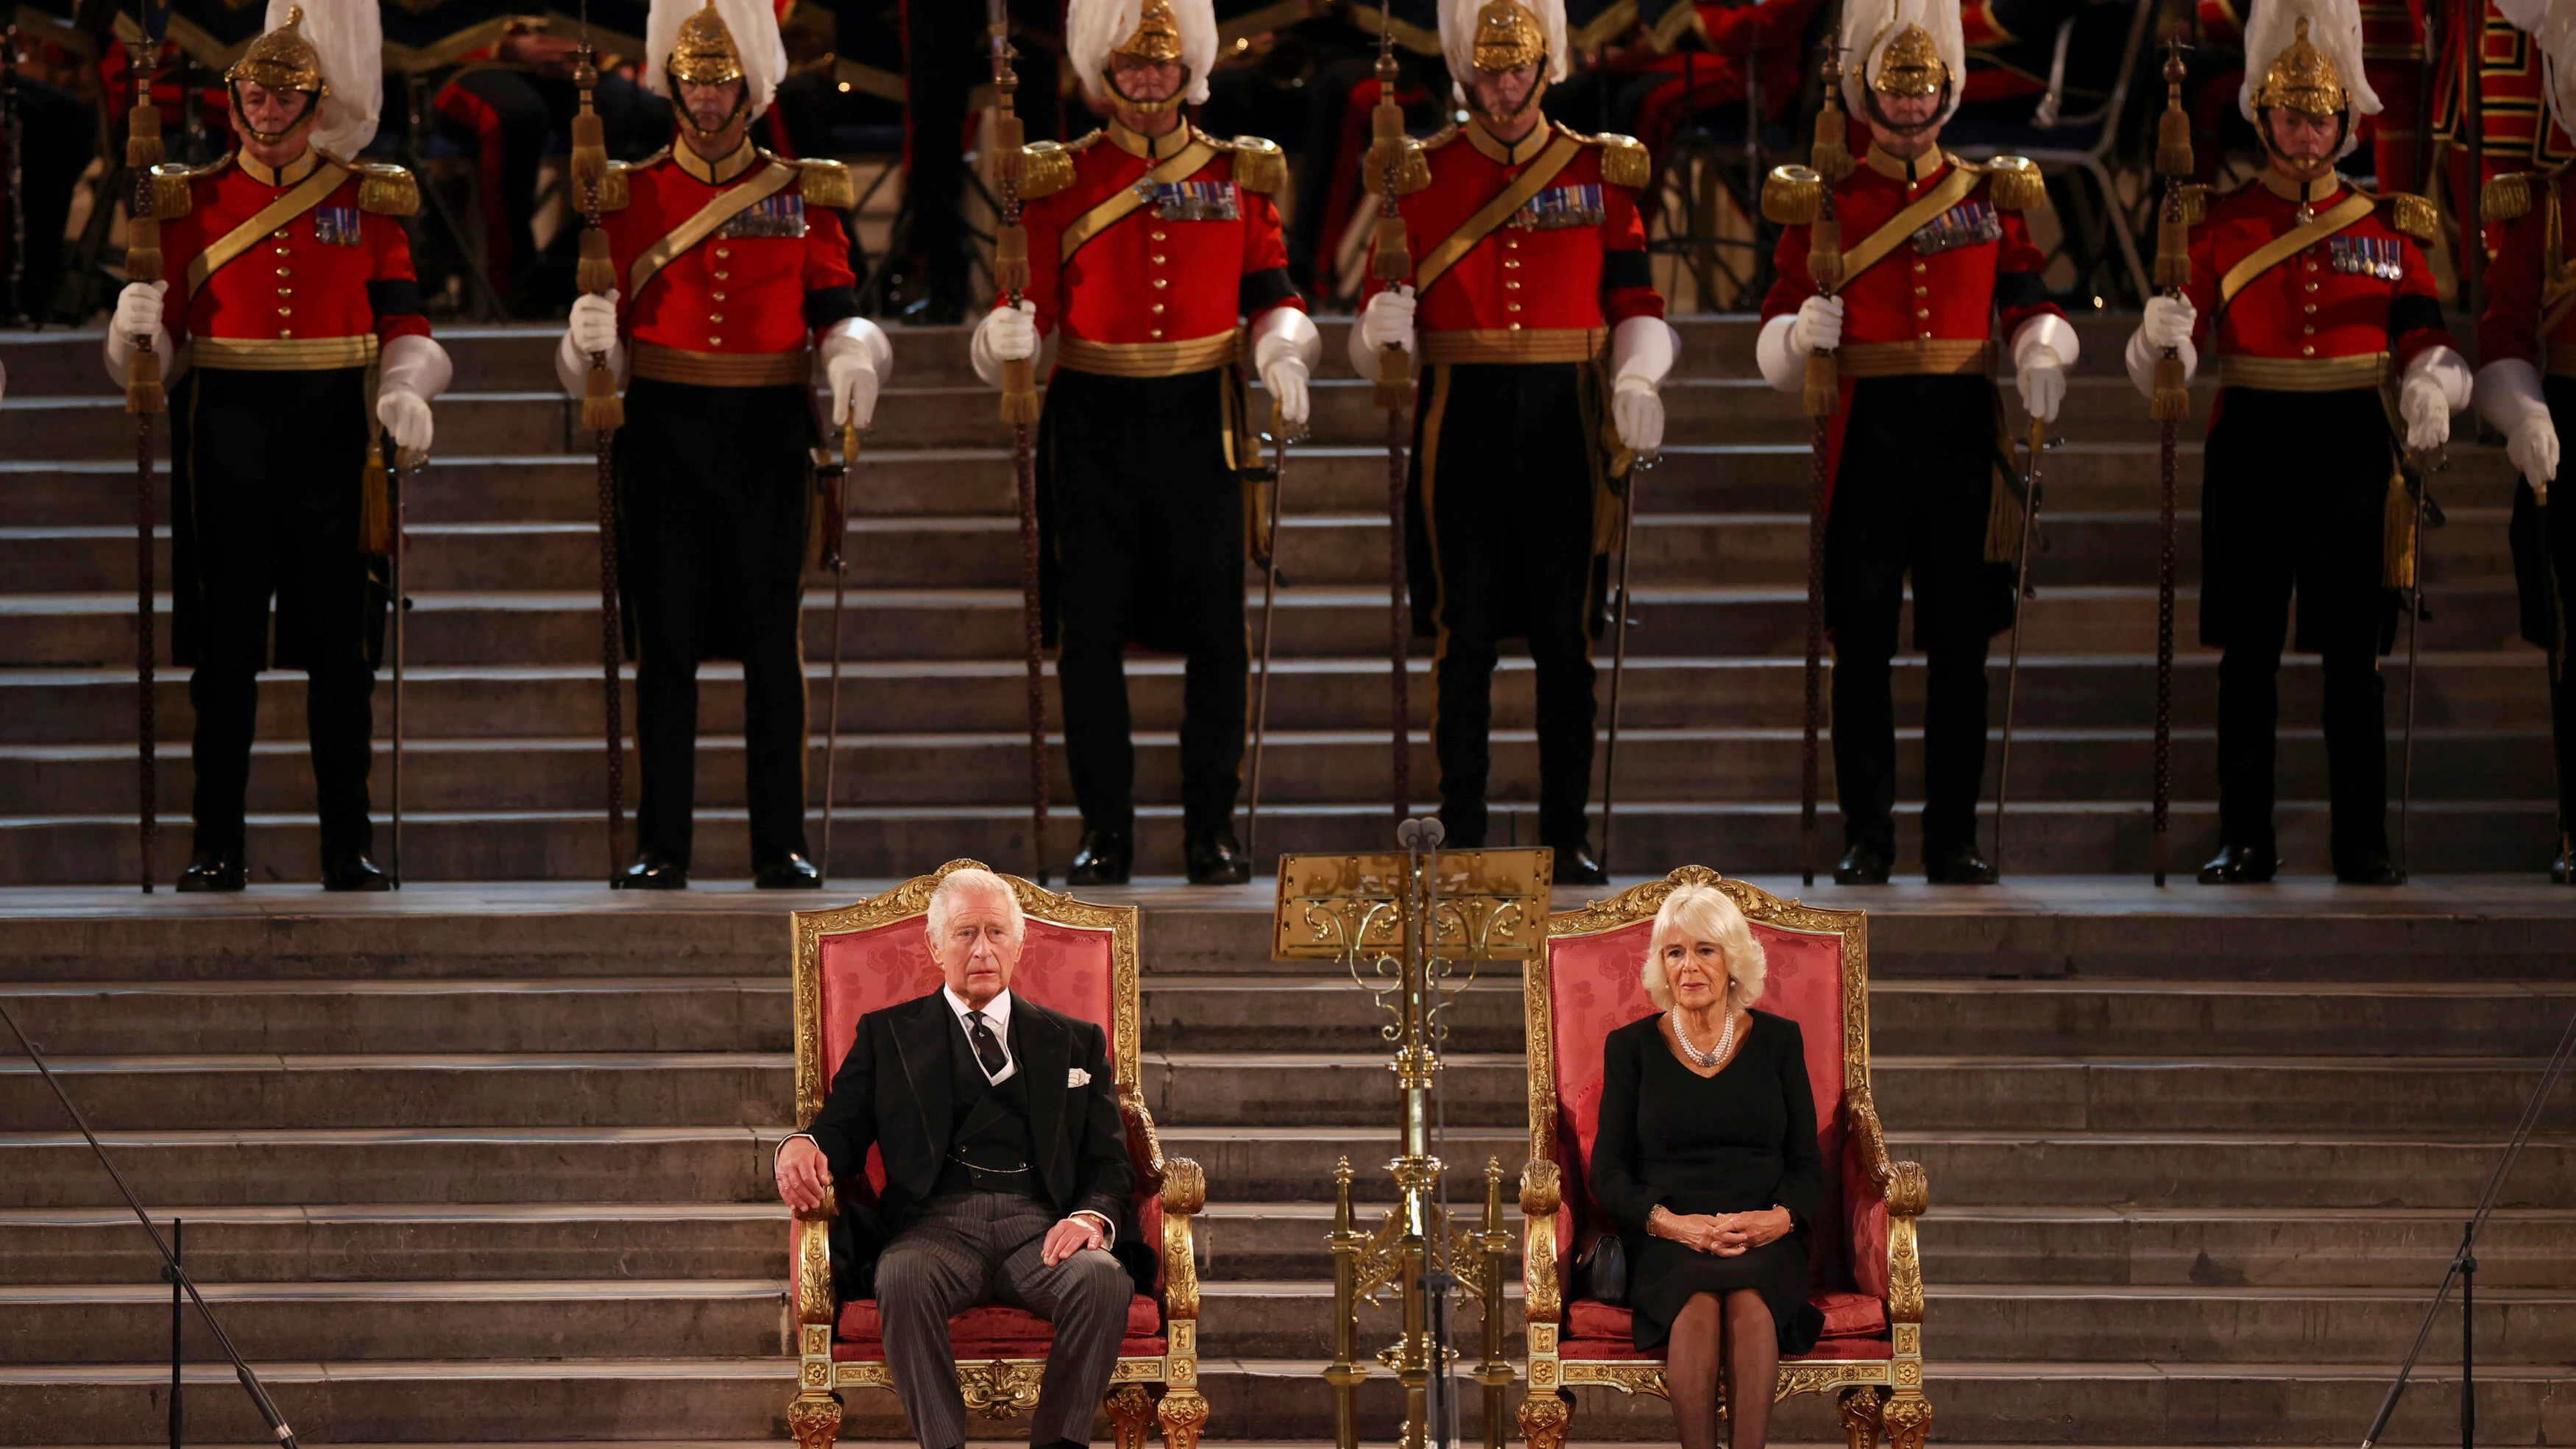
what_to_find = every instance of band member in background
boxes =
[1351,0,1671,888]
[2474,0,2576,882]
[974,0,1319,887]
[559,0,888,889]
[1754,0,2070,885]
[106,0,451,892]
[2128,0,2466,885]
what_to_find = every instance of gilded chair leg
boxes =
[1838,1386,1888,1449]
[1516,1389,1572,1449]
[788,1390,843,1449]
[1157,1387,1211,1449]
[1882,1391,1932,1449]
[1107,1384,1154,1449]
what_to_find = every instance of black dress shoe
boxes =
[1834,842,1893,885]
[754,854,822,889]
[618,850,690,890]
[1924,843,1998,885]
[2335,853,2407,886]
[1184,830,1251,885]
[1549,840,1610,886]
[1068,830,1132,886]
[320,849,390,892]
[2197,842,2279,885]
[175,849,246,893]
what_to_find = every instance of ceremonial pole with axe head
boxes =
[568,0,629,886]
[988,0,1053,885]
[1366,0,1415,827]
[121,2,171,893]
[2147,32,2193,886]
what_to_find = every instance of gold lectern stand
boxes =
[1272,824,1552,1449]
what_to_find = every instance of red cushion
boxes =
[834,1333,1167,1362]
[836,1294,1163,1350]
[1563,1291,1887,1347]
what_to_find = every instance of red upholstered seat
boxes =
[832,1295,1167,1361]
[1563,1291,1891,1350]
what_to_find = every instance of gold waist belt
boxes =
[1055,330,1242,379]
[192,334,381,371]
[2219,352,2392,392]
[1418,327,1606,365]
[631,343,812,387]
[1835,339,1994,378]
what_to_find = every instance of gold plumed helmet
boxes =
[1871,21,1949,96]
[1472,0,1547,71]
[1114,0,1184,62]
[668,0,746,87]
[2251,16,2346,118]
[227,4,327,97]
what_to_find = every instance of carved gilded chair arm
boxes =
[794,1215,837,1327]
[1518,1158,1563,1326]
[1159,1155,1206,1322]
[1848,1092,1931,1216]
[1120,1086,1169,1194]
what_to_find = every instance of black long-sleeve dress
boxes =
[1588,1008,1827,1354]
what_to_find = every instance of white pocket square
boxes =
[1066,1067,1092,1088]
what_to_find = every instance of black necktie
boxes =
[966,1010,1010,1079]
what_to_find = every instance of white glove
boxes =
[378,389,433,453]
[1788,294,1843,353]
[1359,287,1415,354]
[375,333,453,457]
[2513,413,2561,501]
[1612,380,1664,453]
[1259,353,1310,429]
[820,316,892,430]
[116,280,166,342]
[2016,346,2066,423]
[2399,371,2452,451]
[2478,358,2559,502]
[1250,305,1321,430]
[2142,294,2196,350]
[981,301,1037,362]
[568,290,620,355]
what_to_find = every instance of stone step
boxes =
[0,725,2554,821]
[0,1278,790,1363]
[0,652,2554,748]
[1,796,2558,885]
[0,1356,2554,1444]
[0,578,2534,670]
[0,442,2526,530]
[0,1202,783,1284]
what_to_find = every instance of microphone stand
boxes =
[2358,996,2576,1449]
[0,1000,301,1448]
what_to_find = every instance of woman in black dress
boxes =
[1589,884,1825,1449]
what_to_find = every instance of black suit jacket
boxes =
[804,990,1137,1294]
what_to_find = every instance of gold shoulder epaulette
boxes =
[1225,135,1286,194]
[2483,166,2561,224]
[1420,123,1462,152]
[1362,137,1434,197]
[596,156,640,212]
[1761,163,1825,225]
[1586,130,1651,190]
[1972,154,2048,210]
[2374,190,2438,243]
[791,157,854,210]
[352,161,420,218]
[1019,140,1078,199]
[146,161,198,219]
[2173,181,2208,227]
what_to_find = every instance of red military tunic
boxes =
[2175,170,2449,413]
[598,142,859,383]
[1362,119,1663,362]
[2479,163,2576,371]
[1760,145,2062,492]
[1012,119,1302,378]
[152,148,430,366]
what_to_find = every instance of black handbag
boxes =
[1575,1232,1628,1305]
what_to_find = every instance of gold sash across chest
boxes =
[2216,191,2376,309]
[1060,139,1222,263]
[185,160,353,295]
[1412,132,1583,297]
[1836,166,1983,285]
[628,160,799,300]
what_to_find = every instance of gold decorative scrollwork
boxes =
[1523,1208,1561,1325]
[787,1390,842,1449]
[958,1359,1048,1419]
[796,1218,835,1325]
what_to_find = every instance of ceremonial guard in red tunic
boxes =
[107,0,453,892]
[1353,0,1672,887]
[2129,0,2466,884]
[559,0,888,889]
[974,0,1319,886]
[2474,0,2576,880]
[1754,0,2072,885]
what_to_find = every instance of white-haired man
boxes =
[774,868,1135,1449]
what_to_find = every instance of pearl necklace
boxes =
[1671,1006,1735,1069]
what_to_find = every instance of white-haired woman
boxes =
[1588,884,1825,1449]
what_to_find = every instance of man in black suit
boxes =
[774,867,1134,1449]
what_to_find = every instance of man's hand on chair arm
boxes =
[775,1134,833,1214]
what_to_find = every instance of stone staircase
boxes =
[1,882,2572,1444]
[0,316,2558,884]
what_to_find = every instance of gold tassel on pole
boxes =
[2150,42,2194,423]
[123,39,164,417]
[1801,52,1848,420]
[1368,69,1413,413]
